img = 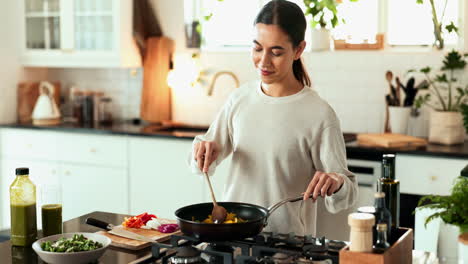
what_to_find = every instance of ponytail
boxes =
[293,58,311,87]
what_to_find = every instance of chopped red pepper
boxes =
[122,212,157,228]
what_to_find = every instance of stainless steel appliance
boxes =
[133,232,347,263]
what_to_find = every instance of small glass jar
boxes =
[98,97,113,126]
[82,90,94,127]
[71,89,84,125]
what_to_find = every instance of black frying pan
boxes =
[175,194,314,241]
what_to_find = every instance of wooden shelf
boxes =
[334,34,385,50]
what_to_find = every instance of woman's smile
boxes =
[260,69,274,76]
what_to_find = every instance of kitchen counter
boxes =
[0,121,204,140]
[0,211,151,263]
[2,122,468,159]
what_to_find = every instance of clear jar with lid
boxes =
[98,97,113,126]
[81,90,94,126]
[71,88,84,125]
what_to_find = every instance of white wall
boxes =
[0,1,48,124]
[46,0,468,135]
[0,1,25,123]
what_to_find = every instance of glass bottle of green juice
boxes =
[10,168,37,246]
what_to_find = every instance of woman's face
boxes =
[252,23,305,85]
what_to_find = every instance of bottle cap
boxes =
[376,223,388,231]
[382,154,395,164]
[348,213,375,228]
[16,167,29,175]
[374,192,386,198]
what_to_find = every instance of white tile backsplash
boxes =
[45,50,468,134]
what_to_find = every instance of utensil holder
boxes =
[388,106,411,134]
[339,227,413,264]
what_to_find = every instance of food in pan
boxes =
[197,212,247,224]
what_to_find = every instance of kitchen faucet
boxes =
[206,71,240,96]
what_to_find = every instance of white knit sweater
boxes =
[189,80,358,236]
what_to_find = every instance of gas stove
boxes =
[132,232,348,264]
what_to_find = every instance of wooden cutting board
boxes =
[140,36,175,123]
[17,82,61,123]
[96,220,182,250]
[357,133,427,149]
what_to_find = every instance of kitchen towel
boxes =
[140,37,175,123]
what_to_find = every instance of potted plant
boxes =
[417,169,468,262]
[303,0,357,51]
[409,50,468,145]
[415,0,459,50]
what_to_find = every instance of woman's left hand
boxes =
[303,171,344,201]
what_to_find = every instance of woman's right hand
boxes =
[194,141,220,173]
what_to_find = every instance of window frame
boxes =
[193,0,467,52]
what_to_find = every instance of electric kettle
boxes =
[32,81,61,126]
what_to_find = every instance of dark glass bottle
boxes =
[374,223,391,253]
[374,192,392,239]
[380,154,400,229]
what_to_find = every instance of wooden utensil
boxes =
[203,172,227,224]
[384,95,391,133]
[395,77,403,106]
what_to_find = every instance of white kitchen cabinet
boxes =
[396,154,468,196]
[0,128,60,161]
[61,163,128,221]
[128,138,205,219]
[0,128,129,229]
[20,0,141,68]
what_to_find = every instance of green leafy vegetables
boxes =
[41,234,103,253]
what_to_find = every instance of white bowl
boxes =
[32,232,111,264]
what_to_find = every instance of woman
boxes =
[189,0,357,236]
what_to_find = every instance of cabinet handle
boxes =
[61,48,74,53]
[90,148,97,153]
[52,169,56,174]
[26,144,32,148]
[64,171,70,176]
[430,175,437,181]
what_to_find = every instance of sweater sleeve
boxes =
[311,123,358,213]
[187,98,234,176]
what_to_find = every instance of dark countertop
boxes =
[0,211,151,263]
[0,122,203,140]
[2,122,468,160]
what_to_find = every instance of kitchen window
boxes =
[187,0,464,50]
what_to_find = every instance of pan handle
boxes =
[264,194,316,225]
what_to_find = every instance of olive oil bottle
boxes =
[10,168,37,246]
[380,154,400,229]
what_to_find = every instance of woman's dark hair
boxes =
[254,0,311,87]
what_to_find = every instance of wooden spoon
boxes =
[203,172,227,224]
